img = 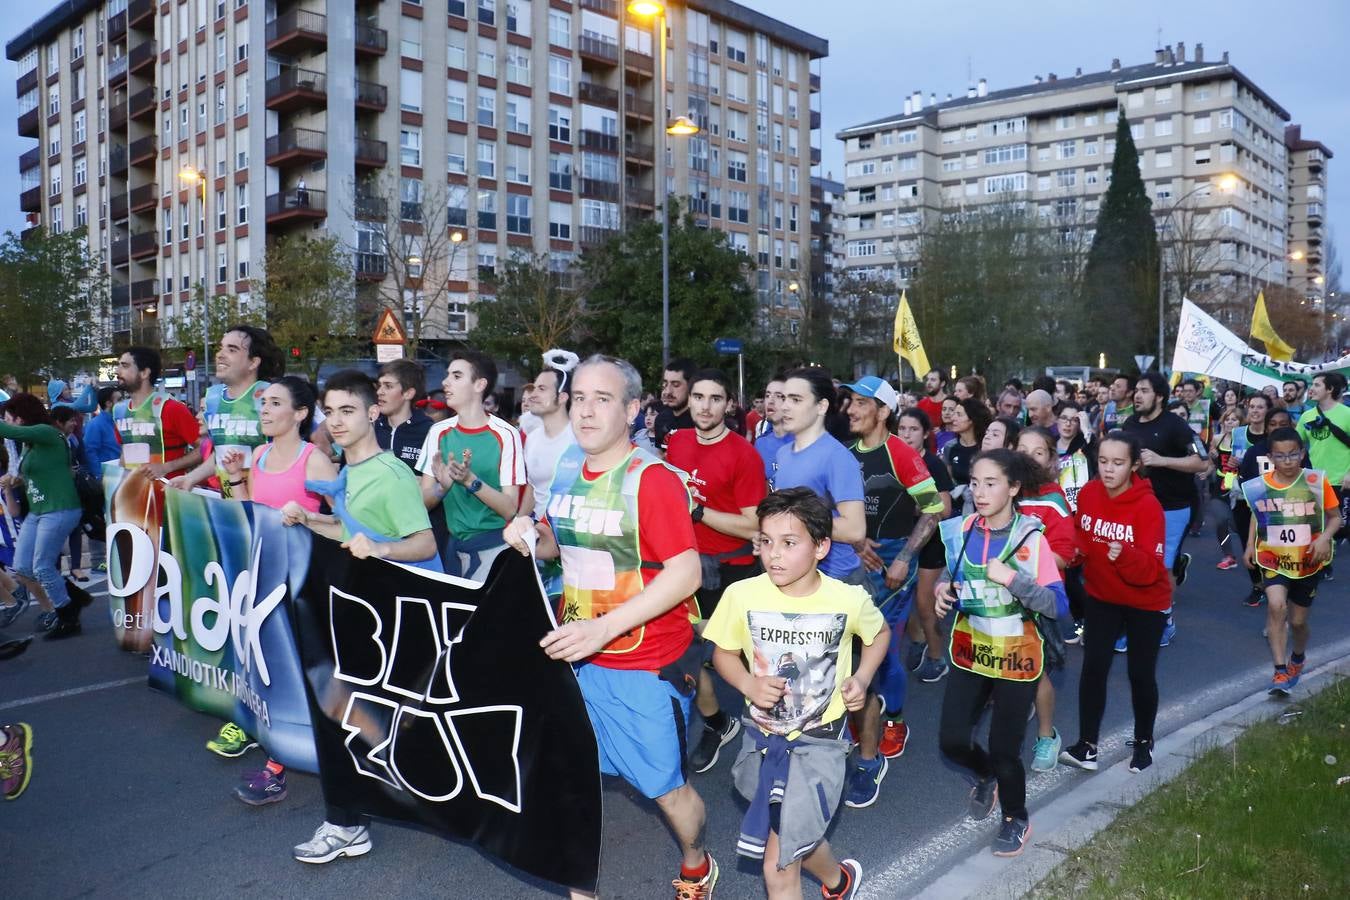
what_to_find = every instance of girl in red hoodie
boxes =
[1061,430,1171,774]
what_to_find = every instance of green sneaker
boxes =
[207,722,258,758]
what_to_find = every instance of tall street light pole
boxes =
[1156,173,1238,368]
[179,165,209,399]
[628,2,698,367]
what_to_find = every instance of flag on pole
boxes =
[1250,291,1295,362]
[893,291,931,378]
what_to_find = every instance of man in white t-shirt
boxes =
[523,364,577,519]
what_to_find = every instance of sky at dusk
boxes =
[2,0,1346,278]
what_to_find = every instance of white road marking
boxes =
[0,676,143,712]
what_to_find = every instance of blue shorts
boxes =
[1162,507,1191,569]
[575,662,691,799]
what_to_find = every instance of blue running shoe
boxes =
[1113,634,1127,653]
[1159,619,1176,647]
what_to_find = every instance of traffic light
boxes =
[290,346,302,359]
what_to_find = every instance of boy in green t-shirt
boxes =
[704,487,888,900]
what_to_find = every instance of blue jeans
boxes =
[1162,507,1190,569]
[13,507,81,609]
[864,538,920,714]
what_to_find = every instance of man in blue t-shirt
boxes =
[755,376,792,481]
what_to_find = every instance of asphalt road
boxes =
[5,500,1348,899]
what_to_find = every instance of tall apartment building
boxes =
[836,43,1332,327]
[807,173,842,305]
[8,0,825,359]
[1284,124,1331,301]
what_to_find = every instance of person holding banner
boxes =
[1243,428,1341,696]
[1296,373,1350,558]
[503,354,719,900]
[112,346,203,479]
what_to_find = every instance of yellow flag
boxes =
[1250,291,1295,361]
[893,291,931,377]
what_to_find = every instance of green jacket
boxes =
[0,421,80,515]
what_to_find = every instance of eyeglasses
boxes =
[1269,452,1303,463]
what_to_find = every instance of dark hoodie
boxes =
[1074,475,1171,611]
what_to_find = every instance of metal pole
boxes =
[201,179,210,395]
[1157,243,1165,372]
[737,351,744,408]
[658,14,670,367]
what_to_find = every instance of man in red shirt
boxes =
[112,346,202,479]
[666,369,767,774]
[915,368,948,453]
[505,354,718,900]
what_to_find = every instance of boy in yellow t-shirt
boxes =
[704,487,888,900]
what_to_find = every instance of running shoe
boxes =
[0,637,31,660]
[1215,555,1238,570]
[1242,588,1264,608]
[1113,634,1128,653]
[672,851,719,900]
[207,722,258,758]
[0,595,28,629]
[34,611,57,633]
[1059,741,1099,771]
[1061,620,1084,646]
[1174,552,1192,587]
[1030,728,1061,773]
[293,821,372,864]
[1287,659,1305,687]
[1159,620,1177,648]
[1127,739,1152,773]
[906,641,927,672]
[0,723,33,801]
[689,715,741,774]
[234,766,288,806]
[967,775,998,820]
[878,719,909,759]
[1268,670,1293,696]
[1323,565,1334,582]
[843,756,888,809]
[916,656,949,683]
[991,817,1031,857]
[822,859,862,900]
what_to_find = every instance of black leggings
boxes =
[1064,566,1088,621]
[1232,503,1261,588]
[938,665,1039,821]
[1077,596,1167,745]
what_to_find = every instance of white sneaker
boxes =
[293,821,372,864]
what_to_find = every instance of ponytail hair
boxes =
[971,447,1053,501]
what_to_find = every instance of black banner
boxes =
[289,538,602,892]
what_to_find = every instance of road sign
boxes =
[1134,354,1156,373]
[184,350,196,372]
[376,344,405,363]
[713,337,743,355]
[373,308,407,345]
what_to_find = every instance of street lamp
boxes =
[1156,174,1239,368]
[179,165,209,398]
[628,0,700,366]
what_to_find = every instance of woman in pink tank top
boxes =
[221,377,336,511]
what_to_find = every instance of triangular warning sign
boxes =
[372,307,407,344]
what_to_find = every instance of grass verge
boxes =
[1032,677,1350,899]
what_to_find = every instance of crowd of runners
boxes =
[2,332,1346,899]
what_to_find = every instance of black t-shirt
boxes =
[654,406,694,453]
[943,439,979,486]
[919,451,955,569]
[1121,412,1201,510]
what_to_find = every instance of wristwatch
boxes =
[691,504,705,523]
[466,477,484,494]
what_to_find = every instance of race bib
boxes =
[214,445,254,468]
[122,443,150,466]
[559,544,617,591]
[1267,524,1312,547]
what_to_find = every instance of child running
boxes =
[934,449,1067,857]
[705,487,887,899]
[1241,427,1340,695]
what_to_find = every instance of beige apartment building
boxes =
[1284,124,1331,301]
[8,0,825,358]
[837,43,1332,328]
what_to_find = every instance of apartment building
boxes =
[807,173,842,305]
[8,0,826,358]
[1284,124,1331,301]
[836,43,1330,327]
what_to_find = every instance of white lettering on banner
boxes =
[105,523,287,685]
[148,643,272,726]
[329,586,524,813]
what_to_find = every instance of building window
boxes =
[73,156,87,187]
[447,133,467,174]
[73,111,86,145]
[1193,115,1212,134]
[548,10,570,48]
[447,31,467,70]
[478,0,495,25]
[74,198,87,227]
[1056,140,1076,160]
[236,184,248,224]
[47,85,60,117]
[49,167,62,195]
[548,56,571,95]
[727,151,747,182]
[548,105,571,142]
[506,194,531,234]
[477,89,496,127]
[477,141,495,178]
[1154,118,1173,137]
[400,17,422,59]
[506,145,530,184]
[549,201,571,239]
[401,69,423,113]
[478,46,496,77]
[506,98,530,135]
[216,190,226,229]
[507,48,531,86]
[477,189,497,230]
[447,80,467,121]
[400,128,422,167]
[548,152,572,190]
[506,1,531,35]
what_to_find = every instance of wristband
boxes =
[691,505,705,523]
[466,478,483,495]
[229,478,245,486]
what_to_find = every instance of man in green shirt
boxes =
[1297,373,1350,566]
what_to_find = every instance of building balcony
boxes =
[354,136,387,168]
[128,135,157,166]
[579,36,620,66]
[811,146,821,166]
[19,146,40,170]
[355,23,388,57]
[624,49,654,76]
[111,192,128,221]
[810,109,821,130]
[109,100,128,131]
[624,95,654,119]
[129,85,156,120]
[16,68,37,97]
[112,283,130,308]
[129,182,158,213]
[626,187,654,208]
[266,127,327,166]
[266,9,328,55]
[128,0,154,27]
[624,140,653,163]
[107,10,127,42]
[266,68,328,112]
[20,186,41,213]
[110,145,128,176]
[355,79,387,112]
[20,225,40,243]
[111,237,129,266]
[579,178,621,201]
[131,278,157,302]
[18,107,39,138]
[580,129,619,153]
[579,82,619,108]
[267,187,326,224]
[354,194,388,220]
[809,72,820,93]
[355,251,387,279]
[128,39,157,76]
[108,54,128,85]
[579,0,619,14]
[129,231,158,260]
[578,225,618,247]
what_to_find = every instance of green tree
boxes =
[0,227,107,388]
[252,234,362,380]
[581,200,755,381]
[473,252,591,366]
[1081,113,1160,363]
[173,286,266,359]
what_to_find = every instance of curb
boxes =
[903,647,1350,900]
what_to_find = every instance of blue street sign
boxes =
[714,338,743,354]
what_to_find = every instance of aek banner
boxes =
[1172,298,1350,388]
[103,466,318,772]
[104,462,161,653]
[289,538,603,894]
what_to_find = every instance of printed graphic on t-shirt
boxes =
[745,610,845,736]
